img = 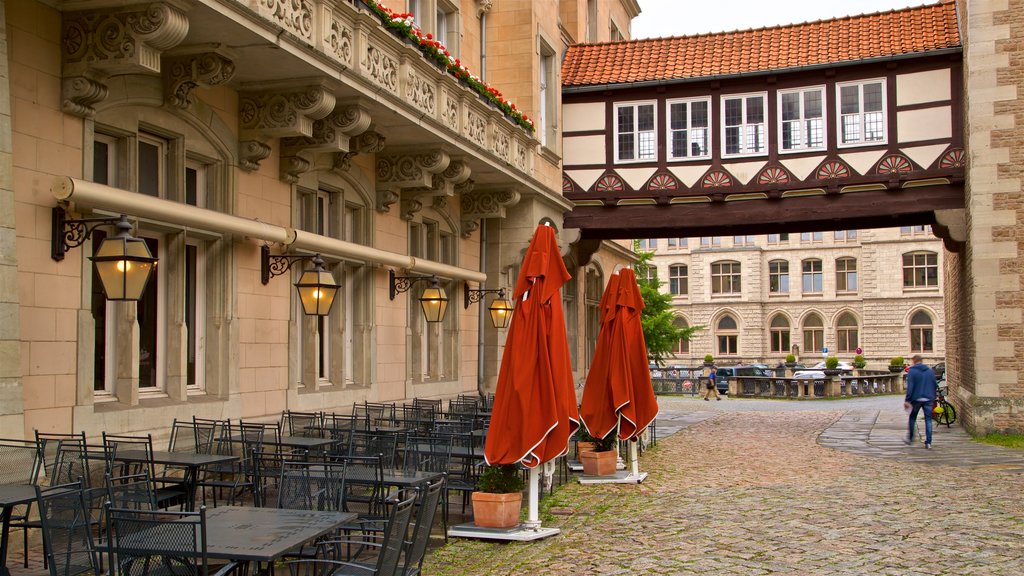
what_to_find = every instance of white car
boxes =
[793,370,826,379]
[811,361,854,371]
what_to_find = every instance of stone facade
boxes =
[645,228,946,367]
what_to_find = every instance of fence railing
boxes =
[652,371,904,399]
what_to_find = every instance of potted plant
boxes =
[785,354,797,368]
[579,429,618,476]
[889,356,905,373]
[852,354,866,369]
[703,354,714,367]
[472,464,525,528]
[823,356,842,376]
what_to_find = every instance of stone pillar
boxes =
[0,0,25,438]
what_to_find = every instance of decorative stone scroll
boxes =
[281,104,373,158]
[376,151,451,190]
[396,160,472,219]
[334,130,387,172]
[405,69,437,115]
[280,155,312,184]
[239,85,336,138]
[459,187,521,237]
[465,108,487,148]
[62,76,108,118]
[239,140,272,172]
[165,50,236,109]
[256,0,314,43]
[362,44,399,93]
[324,10,354,68]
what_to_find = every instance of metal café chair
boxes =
[104,504,241,576]
[105,472,157,511]
[35,481,101,576]
[199,422,263,507]
[280,411,323,438]
[251,448,308,508]
[0,438,42,568]
[400,479,444,576]
[102,433,189,511]
[191,417,225,455]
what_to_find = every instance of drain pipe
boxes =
[476,219,488,397]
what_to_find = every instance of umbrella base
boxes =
[448,522,560,541]
[578,471,648,484]
[568,459,626,472]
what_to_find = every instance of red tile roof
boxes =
[562,1,961,87]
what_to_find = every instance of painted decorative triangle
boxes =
[839,150,886,175]
[565,169,606,192]
[900,145,951,170]
[780,156,826,181]
[721,161,767,185]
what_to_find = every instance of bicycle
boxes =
[933,384,957,427]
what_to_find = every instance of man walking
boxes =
[703,367,720,401]
[904,354,938,448]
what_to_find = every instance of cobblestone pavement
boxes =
[424,396,1024,575]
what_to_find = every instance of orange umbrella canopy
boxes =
[580,268,659,441]
[484,225,579,468]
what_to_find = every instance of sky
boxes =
[632,0,932,39]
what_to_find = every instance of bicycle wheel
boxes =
[935,400,956,426]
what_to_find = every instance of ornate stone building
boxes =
[0,0,639,438]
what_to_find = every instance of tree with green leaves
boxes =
[633,242,703,366]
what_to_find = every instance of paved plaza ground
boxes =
[425,395,1024,575]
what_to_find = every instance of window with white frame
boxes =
[717,315,739,356]
[722,93,767,156]
[636,238,657,251]
[909,310,934,353]
[666,237,686,249]
[586,0,598,42]
[733,235,756,247]
[836,313,859,353]
[802,313,824,353]
[89,122,223,401]
[668,98,710,160]
[609,20,623,41]
[669,265,687,296]
[836,257,858,293]
[802,259,823,294]
[615,102,656,162]
[700,236,722,247]
[539,39,557,148]
[900,225,931,236]
[769,314,791,354]
[838,79,886,146]
[800,231,823,243]
[767,233,789,244]
[298,189,332,386]
[408,217,457,382]
[903,251,939,288]
[769,260,789,294]
[711,261,741,295]
[834,229,857,241]
[779,87,825,151]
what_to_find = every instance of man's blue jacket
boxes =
[905,363,937,403]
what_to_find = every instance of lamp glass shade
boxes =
[294,268,339,316]
[418,285,448,323]
[90,235,156,301]
[487,297,513,328]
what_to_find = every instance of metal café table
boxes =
[381,469,445,489]
[0,484,39,576]
[231,434,337,452]
[202,506,356,563]
[114,450,238,510]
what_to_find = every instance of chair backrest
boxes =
[168,419,199,453]
[105,505,208,576]
[191,417,224,454]
[105,472,157,511]
[35,481,100,576]
[335,454,386,517]
[50,439,91,487]
[276,460,347,512]
[281,411,322,438]
[0,438,42,484]
[239,420,280,448]
[374,491,417,576]
[402,435,451,475]
[347,431,399,469]
[102,433,156,479]
[36,431,87,484]
[403,480,445,576]
[252,449,308,508]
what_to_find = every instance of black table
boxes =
[202,506,356,562]
[0,484,38,576]
[381,469,445,488]
[114,450,238,510]
[230,434,337,452]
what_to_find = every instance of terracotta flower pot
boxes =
[576,441,597,455]
[471,491,523,528]
[580,450,617,476]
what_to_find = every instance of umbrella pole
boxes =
[629,439,640,477]
[525,466,541,529]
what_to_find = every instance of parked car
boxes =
[932,361,946,381]
[811,361,854,371]
[714,365,772,394]
[793,369,826,379]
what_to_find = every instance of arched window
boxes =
[802,313,824,353]
[836,257,858,293]
[769,315,790,354]
[836,313,859,353]
[717,315,738,356]
[674,317,690,355]
[801,258,822,293]
[910,310,934,352]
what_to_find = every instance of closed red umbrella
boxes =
[580,268,658,442]
[484,224,579,468]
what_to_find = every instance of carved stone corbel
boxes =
[477,0,494,16]
[400,198,423,220]
[333,129,386,172]
[459,187,521,236]
[165,49,236,109]
[280,155,312,184]
[61,2,190,117]
[239,83,337,139]
[239,140,271,172]
[281,103,374,158]
[933,209,967,253]
[376,189,399,213]
[376,150,451,190]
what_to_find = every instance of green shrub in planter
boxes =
[853,354,866,369]
[889,356,905,367]
[825,356,840,370]
[785,354,796,364]
[703,354,714,364]
[477,464,525,494]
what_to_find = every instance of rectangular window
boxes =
[903,252,939,288]
[711,262,741,294]
[780,87,825,151]
[769,261,789,294]
[834,230,857,241]
[803,327,824,353]
[718,335,738,355]
[669,265,688,296]
[733,235,756,247]
[838,79,886,146]
[668,98,711,159]
[616,102,656,162]
[802,260,823,293]
[722,93,767,156]
[800,231,823,242]
[138,135,165,198]
[836,258,858,293]
[137,236,163,391]
[539,41,557,148]
[900,225,930,235]
[185,159,207,208]
[767,233,789,244]
[770,328,790,354]
[700,236,722,247]
[636,238,658,251]
[184,241,205,391]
